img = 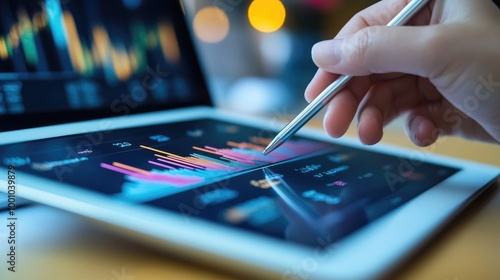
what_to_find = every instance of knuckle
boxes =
[418,26,455,78]
[345,26,383,71]
[424,26,449,53]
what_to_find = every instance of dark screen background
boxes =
[0,0,211,131]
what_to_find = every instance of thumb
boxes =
[312,25,446,78]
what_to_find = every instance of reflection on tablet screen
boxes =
[0,118,459,248]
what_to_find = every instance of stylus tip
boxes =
[262,138,282,155]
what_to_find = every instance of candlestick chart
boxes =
[0,0,180,83]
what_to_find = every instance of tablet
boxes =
[0,106,498,279]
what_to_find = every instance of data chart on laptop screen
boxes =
[0,0,210,131]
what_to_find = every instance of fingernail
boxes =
[312,39,343,69]
[409,115,426,144]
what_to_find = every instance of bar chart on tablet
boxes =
[100,134,331,201]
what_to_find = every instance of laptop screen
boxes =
[0,0,211,131]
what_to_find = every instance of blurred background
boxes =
[2,0,498,130]
[182,0,377,117]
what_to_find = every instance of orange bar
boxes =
[192,146,221,156]
[142,145,229,167]
[142,145,208,166]
[250,136,271,146]
[0,38,7,59]
[63,11,86,73]
[158,21,180,63]
[140,145,183,158]
[112,162,150,175]
[92,26,110,66]
[155,154,204,169]
[227,141,264,151]
[188,156,229,168]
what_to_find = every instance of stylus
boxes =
[263,0,431,155]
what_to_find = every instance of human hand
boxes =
[305,0,500,146]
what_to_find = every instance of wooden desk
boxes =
[1,118,499,280]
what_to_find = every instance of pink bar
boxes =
[101,163,204,186]
[204,145,219,152]
[132,173,203,185]
[157,158,195,170]
[156,155,205,169]
[219,150,256,164]
[101,163,139,177]
[148,160,175,170]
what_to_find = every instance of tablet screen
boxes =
[0,118,459,248]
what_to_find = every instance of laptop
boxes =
[1,1,499,279]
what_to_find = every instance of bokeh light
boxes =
[227,77,289,114]
[259,30,292,74]
[248,0,286,33]
[193,6,230,43]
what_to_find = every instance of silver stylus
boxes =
[263,0,431,155]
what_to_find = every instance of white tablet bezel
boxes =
[1,106,498,280]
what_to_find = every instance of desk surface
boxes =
[1,118,499,280]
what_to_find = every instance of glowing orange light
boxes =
[248,0,286,33]
[193,6,230,43]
